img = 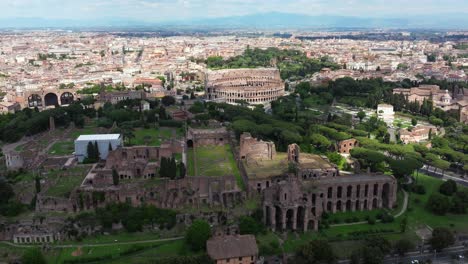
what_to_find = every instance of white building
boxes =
[377,104,395,125]
[74,134,123,162]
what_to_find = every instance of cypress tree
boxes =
[179,162,186,179]
[170,158,177,179]
[94,141,100,160]
[112,168,119,185]
[160,157,167,177]
[35,176,41,193]
[87,142,94,161]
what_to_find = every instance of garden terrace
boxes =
[243,152,288,179]
[187,144,240,178]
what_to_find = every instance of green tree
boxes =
[357,111,366,123]
[185,220,211,251]
[427,193,451,215]
[394,239,415,256]
[112,168,119,185]
[21,248,46,264]
[239,216,264,235]
[86,141,95,161]
[294,240,337,264]
[179,162,186,179]
[310,133,331,152]
[400,217,408,233]
[429,227,455,251]
[35,176,41,193]
[94,141,100,160]
[0,178,14,206]
[439,179,457,196]
[161,96,176,106]
[411,118,417,126]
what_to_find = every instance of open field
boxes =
[405,172,468,232]
[132,127,173,146]
[188,144,244,189]
[189,145,238,177]
[45,167,90,198]
[243,152,288,179]
[48,141,74,155]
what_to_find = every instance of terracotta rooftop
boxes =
[207,234,258,260]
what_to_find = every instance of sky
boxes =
[1,0,468,21]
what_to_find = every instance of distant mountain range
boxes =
[1,12,468,29]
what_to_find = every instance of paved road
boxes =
[0,236,184,249]
[337,245,467,264]
[419,167,468,187]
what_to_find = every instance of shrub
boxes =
[368,216,376,225]
[439,180,457,196]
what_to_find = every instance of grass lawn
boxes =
[326,208,384,224]
[45,171,87,198]
[71,126,101,139]
[187,148,195,176]
[14,143,26,152]
[405,172,468,232]
[69,232,163,245]
[51,239,187,264]
[48,141,74,155]
[188,144,244,189]
[102,240,190,264]
[132,127,172,146]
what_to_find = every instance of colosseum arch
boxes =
[44,93,59,107]
[60,92,74,105]
[28,94,42,107]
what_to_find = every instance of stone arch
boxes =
[372,198,378,209]
[347,185,352,198]
[373,184,379,196]
[346,200,352,211]
[212,193,220,204]
[364,200,368,210]
[265,206,271,226]
[275,206,282,231]
[327,187,333,198]
[336,200,342,212]
[60,92,74,105]
[326,201,332,211]
[308,220,315,230]
[356,200,360,211]
[187,140,193,148]
[286,209,294,230]
[337,186,343,198]
[382,183,390,208]
[44,93,59,106]
[28,94,42,107]
[296,206,305,230]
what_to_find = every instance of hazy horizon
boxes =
[0,0,468,28]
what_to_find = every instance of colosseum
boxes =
[205,68,285,105]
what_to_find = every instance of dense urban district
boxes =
[0,30,468,264]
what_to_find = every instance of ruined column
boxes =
[270,206,276,231]
[303,210,309,232]
[281,209,287,231]
[292,208,297,231]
